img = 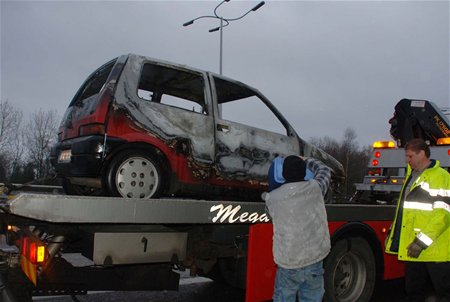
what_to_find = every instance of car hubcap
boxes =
[115,156,159,198]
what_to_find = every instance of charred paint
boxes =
[54,53,345,199]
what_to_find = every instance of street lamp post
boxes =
[183,0,265,75]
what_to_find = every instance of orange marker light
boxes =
[436,138,450,145]
[373,141,396,148]
[37,246,46,263]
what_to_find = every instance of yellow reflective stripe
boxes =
[433,201,450,213]
[417,232,433,247]
[404,201,450,212]
[404,201,432,211]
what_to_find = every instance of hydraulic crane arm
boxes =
[389,98,450,147]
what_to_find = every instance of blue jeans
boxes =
[273,260,325,302]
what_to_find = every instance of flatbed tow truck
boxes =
[0,56,413,302]
[0,192,403,302]
[8,99,449,302]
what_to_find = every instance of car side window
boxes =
[138,63,206,114]
[214,77,288,135]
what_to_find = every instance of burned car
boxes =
[51,54,344,200]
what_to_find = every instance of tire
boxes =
[62,178,104,196]
[105,150,164,198]
[324,237,377,302]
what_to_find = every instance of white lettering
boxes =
[248,212,259,223]
[209,204,270,224]
[240,212,249,221]
[258,213,270,222]
[210,204,241,223]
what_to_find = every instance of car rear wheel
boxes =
[105,150,164,198]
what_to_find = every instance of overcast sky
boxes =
[1,0,449,147]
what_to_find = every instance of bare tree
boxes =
[309,127,371,197]
[8,127,26,181]
[0,100,23,181]
[24,109,59,179]
[0,100,22,153]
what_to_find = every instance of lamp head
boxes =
[252,1,265,11]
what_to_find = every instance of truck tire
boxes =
[105,150,164,198]
[324,237,376,302]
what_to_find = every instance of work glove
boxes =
[407,238,426,258]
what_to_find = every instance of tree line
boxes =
[309,128,372,197]
[0,100,59,184]
[0,101,371,196]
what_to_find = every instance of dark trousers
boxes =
[405,261,450,302]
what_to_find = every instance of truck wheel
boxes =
[324,237,376,302]
[105,150,164,198]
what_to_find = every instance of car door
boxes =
[114,55,216,168]
[210,75,300,184]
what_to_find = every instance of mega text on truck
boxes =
[0,55,406,302]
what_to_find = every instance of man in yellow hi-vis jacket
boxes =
[385,139,450,302]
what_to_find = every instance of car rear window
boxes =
[70,58,117,106]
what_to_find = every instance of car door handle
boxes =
[217,124,230,133]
